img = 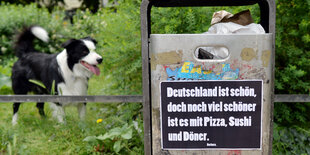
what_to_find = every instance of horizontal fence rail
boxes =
[274,94,310,103]
[0,94,309,103]
[0,95,142,103]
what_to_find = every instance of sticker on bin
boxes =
[166,61,239,81]
[160,80,263,150]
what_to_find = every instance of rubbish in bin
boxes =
[198,48,214,59]
[197,10,265,59]
[206,22,265,34]
[197,46,229,59]
[210,10,233,26]
[211,10,254,26]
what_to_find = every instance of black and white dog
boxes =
[11,26,102,125]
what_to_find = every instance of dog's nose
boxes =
[97,58,103,64]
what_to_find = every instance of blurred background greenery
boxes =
[0,0,309,154]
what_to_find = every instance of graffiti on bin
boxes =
[165,61,239,81]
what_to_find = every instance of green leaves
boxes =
[275,0,310,94]
[0,3,66,59]
[70,1,143,95]
[83,136,97,143]
[274,2,310,150]
[28,79,46,89]
[273,123,310,155]
[121,128,133,140]
[95,125,133,140]
[28,79,57,95]
[83,102,143,154]
[113,140,122,153]
[83,124,134,153]
[0,64,12,94]
[0,74,11,89]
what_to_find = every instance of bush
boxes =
[273,0,310,153]
[72,0,142,95]
[0,3,71,59]
[0,1,142,95]
[151,5,261,34]
[274,0,310,125]
[0,61,14,94]
[273,123,310,155]
[83,103,144,154]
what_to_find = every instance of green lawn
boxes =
[0,46,143,154]
[0,101,143,154]
[0,76,144,154]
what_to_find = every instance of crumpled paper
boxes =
[197,10,265,59]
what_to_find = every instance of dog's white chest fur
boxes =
[57,79,87,95]
[56,50,88,97]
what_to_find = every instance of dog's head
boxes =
[62,37,102,78]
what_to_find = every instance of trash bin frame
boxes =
[140,0,276,154]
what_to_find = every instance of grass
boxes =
[0,101,144,154]
[0,76,144,154]
[1,102,87,154]
[0,39,144,154]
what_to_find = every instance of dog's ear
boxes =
[62,39,79,48]
[82,36,97,45]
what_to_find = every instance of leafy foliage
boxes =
[0,101,143,154]
[72,0,142,95]
[0,60,14,94]
[151,5,261,34]
[273,0,310,152]
[0,3,71,59]
[0,1,143,95]
[84,124,134,153]
[274,0,310,94]
[83,102,143,154]
[273,123,310,155]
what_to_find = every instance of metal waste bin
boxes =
[141,0,275,154]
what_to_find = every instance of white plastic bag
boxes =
[196,10,266,59]
[205,22,265,34]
